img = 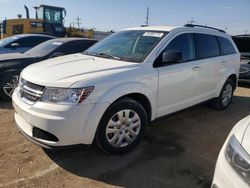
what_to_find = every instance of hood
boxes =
[22,53,139,87]
[0,52,29,61]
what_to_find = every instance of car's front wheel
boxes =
[96,97,148,154]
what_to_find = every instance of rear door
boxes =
[193,33,222,101]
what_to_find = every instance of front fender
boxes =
[97,81,157,120]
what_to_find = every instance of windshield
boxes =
[25,40,63,56]
[85,30,167,63]
[0,36,19,47]
[233,37,250,57]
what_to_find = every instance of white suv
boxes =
[12,24,240,154]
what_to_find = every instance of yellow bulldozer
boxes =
[0,5,93,39]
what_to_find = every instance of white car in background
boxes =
[212,115,250,188]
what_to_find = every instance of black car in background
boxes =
[232,35,250,83]
[0,34,55,54]
[0,38,97,100]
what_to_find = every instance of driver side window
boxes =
[158,33,196,64]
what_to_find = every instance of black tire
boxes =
[96,97,148,154]
[210,78,235,110]
[0,73,19,101]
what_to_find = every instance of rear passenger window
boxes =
[196,34,220,59]
[165,33,196,62]
[217,37,236,55]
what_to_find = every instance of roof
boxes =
[123,25,179,32]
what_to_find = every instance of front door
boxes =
[155,33,198,117]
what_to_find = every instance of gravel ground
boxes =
[0,84,249,188]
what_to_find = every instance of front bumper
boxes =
[12,88,109,147]
[212,141,249,188]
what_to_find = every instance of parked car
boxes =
[0,38,97,100]
[212,115,250,188]
[0,34,55,54]
[233,35,250,83]
[12,24,240,154]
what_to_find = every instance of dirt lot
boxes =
[0,85,249,188]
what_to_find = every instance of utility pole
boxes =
[245,29,248,34]
[189,17,195,24]
[145,7,149,26]
[76,15,81,29]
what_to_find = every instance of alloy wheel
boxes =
[3,75,19,97]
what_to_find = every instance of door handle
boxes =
[192,66,201,71]
[221,60,227,64]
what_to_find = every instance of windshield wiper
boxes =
[96,52,121,60]
[83,51,121,60]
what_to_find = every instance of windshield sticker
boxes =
[52,42,63,45]
[143,32,164,37]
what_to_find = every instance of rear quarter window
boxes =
[196,33,220,59]
[217,37,236,55]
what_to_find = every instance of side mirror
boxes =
[50,52,64,58]
[10,43,20,48]
[162,51,183,63]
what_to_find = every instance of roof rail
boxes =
[184,24,226,33]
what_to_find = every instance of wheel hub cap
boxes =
[105,109,141,148]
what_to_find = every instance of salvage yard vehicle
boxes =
[12,24,240,154]
[212,115,250,188]
[233,35,250,83]
[0,34,54,54]
[0,38,97,100]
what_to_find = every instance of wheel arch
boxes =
[228,74,237,90]
[216,71,238,97]
[112,93,152,122]
[96,82,156,122]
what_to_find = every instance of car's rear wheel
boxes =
[96,97,147,154]
[210,78,234,110]
[0,74,19,101]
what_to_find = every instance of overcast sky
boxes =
[0,0,249,35]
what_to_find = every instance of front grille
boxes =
[33,127,59,142]
[18,78,45,104]
[240,65,250,74]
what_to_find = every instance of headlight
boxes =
[225,134,250,185]
[40,86,94,105]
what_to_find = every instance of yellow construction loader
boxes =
[0,5,93,39]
